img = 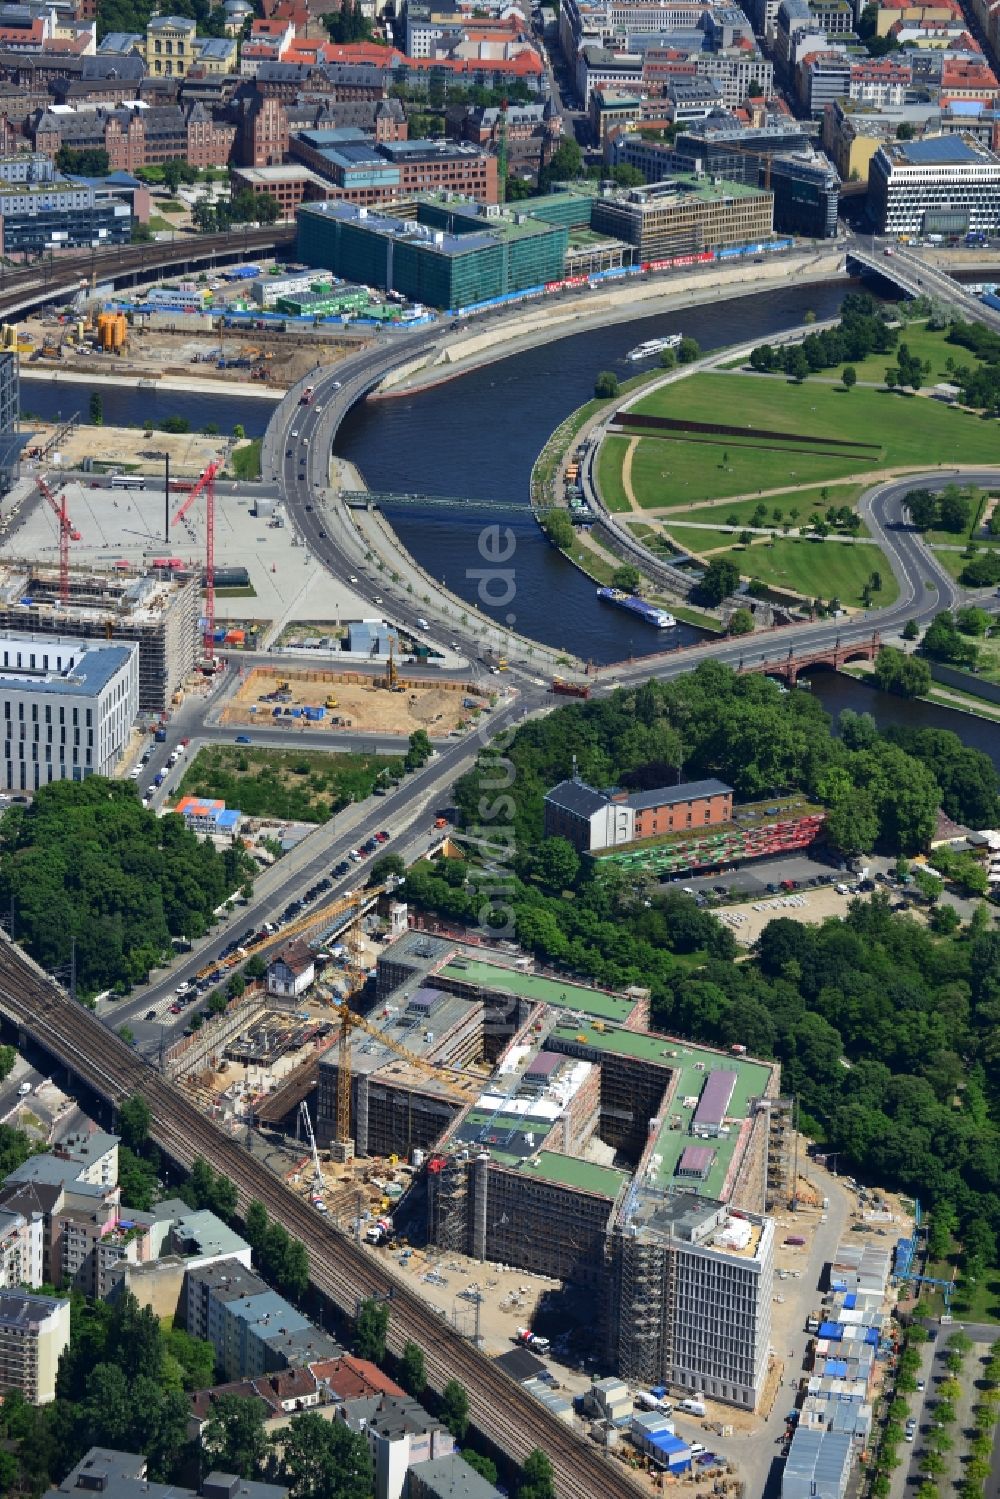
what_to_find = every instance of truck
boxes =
[154,728,167,743]
[551,677,591,699]
[515,1328,550,1354]
[365,1217,394,1246]
[300,386,314,405]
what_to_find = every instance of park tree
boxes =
[355,1298,390,1364]
[203,1395,270,1480]
[610,564,640,592]
[825,790,879,858]
[118,1094,151,1152]
[543,511,574,549]
[678,336,700,364]
[728,607,754,636]
[873,646,931,699]
[696,557,741,606]
[594,370,619,398]
[842,365,857,390]
[532,836,580,892]
[520,1448,556,1499]
[441,1379,470,1441]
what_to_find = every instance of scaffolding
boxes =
[614,1228,671,1387]
[765,1094,796,1211]
[426,1152,470,1254]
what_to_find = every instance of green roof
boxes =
[549,1020,774,1199]
[439,959,637,1023]
[517,1150,628,1197]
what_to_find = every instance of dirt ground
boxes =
[221,666,488,736]
[716,886,852,946]
[26,419,231,477]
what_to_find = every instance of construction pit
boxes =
[220,665,491,737]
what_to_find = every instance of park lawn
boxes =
[921,491,988,545]
[178,744,404,824]
[627,433,866,509]
[662,523,743,555]
[708,535,899,606]
[926,542,1000,583]
[596,436,632,512]
[629,372,1000,471]
[660,484,871,535]
[841,322,989,385]
[147,216,174,233]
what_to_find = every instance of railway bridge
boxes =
[737,631,882,685]
[0,934,644,1499]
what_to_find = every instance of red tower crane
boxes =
[36,475,81,605]
[172,460,220,665]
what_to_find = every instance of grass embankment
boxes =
[927,544,1000,583]
[838,322,990,385]
[619,374,1000,510]
[178,745,403,823]
[596,436,632,513]
[231,439,262,482]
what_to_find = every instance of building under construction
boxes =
[0,561,199,712]
[328,929,781,1410]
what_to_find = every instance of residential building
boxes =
[297,196,567,310]
[408,1454,504,1499]
[109,1205,252,1320]
[797,51,853,116]
[0,1291,70,1404]
[0,633,137,792]
[940,56,1000,104]
[868,132,1000,233]
[144,15,197,78]
[46,1449,287,1499]
[849,57,911,106]
[665,75,725,120]
[185,1260,339,1381]
[0,1199,44,1289]
[589,174,774,260]
[194,35,238,74]
[266,940,315,998]
[188,1367,324,1440]
[455,100,561,176]
[341,1394,454,1499]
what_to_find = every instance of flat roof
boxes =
[438,957,637,1023]
[888,133,994,165]
[548,1021,773,1198]
[517,1150,628,1197]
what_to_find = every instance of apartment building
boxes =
[47,1449,287,1499]
[0,1291,70,1405]
[185,1260,339,1381]
[869,132,1000,233]
[0,1200,43,1289]
[0,633,137,792]
[342,1394,455,1499]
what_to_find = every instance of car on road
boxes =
[17,1081,32,1096]
[145,1009,156,1020]
[235,735,252,744]
[916,1378,925,1390]
[783,1236,806,1246]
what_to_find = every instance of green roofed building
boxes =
[296,197,568,310]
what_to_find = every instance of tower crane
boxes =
[36,475,81,604]
[172,460,220,667]
[298,1099,324,1195]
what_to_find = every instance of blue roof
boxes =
[844,1293,856,1309]
[896,135,983,165]
[947,100,983,115]
[0,641,133,698]
[819,1322,843,1340]
[649,1434,689,1454]
[216,809,240,830]
[824,1358,849,1377]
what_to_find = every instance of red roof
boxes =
[309,1355,404,1400]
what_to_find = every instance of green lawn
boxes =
[627,372,1000,488]
[147,216,174,233]
[231,439,262,481]
[706,536,900,606]
[596,435,632,512]
[841,322,990,385]
[927,543,1000,583]
[659,483,867,527]
[921,491,988,545]
[627,432,866,508]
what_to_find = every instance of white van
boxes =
[416,617,429,631]
[678,1399,707,1416]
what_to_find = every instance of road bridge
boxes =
[0,934,645,1499]
[736,632,882,686]
[847,244,1000,330]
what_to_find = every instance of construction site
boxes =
[228,921,793,1413]
[221,664,491,737]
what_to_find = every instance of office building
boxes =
[297,197,567,310]
[590,176,774,260]
[0,563,199,714]
[0,151,131,253]
[0,1291,70,1404]
[0,632,137,792]
[230,163,331,219]
[868,133,1000,234]
[769,148,840,236]
[290,130,498,206]
[0,349,25,497]
[47,1449,287,1499]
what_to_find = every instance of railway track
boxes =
[0,940,643,1499]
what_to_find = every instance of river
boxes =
[805,672,1000,771]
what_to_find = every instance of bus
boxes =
[111,474,147,490]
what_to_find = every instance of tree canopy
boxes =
[0,779,253,995]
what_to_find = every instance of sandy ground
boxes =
[716,886,851,946]
[25,421,230,476]
[221,665,488,736]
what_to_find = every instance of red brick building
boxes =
[544,776,734,852]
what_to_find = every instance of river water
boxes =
[805,672,1000,771]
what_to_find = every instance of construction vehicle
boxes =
[497,657,509,671]
[325,695,338,710]
[385,638,400,692]
[365,1216,394,1246]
